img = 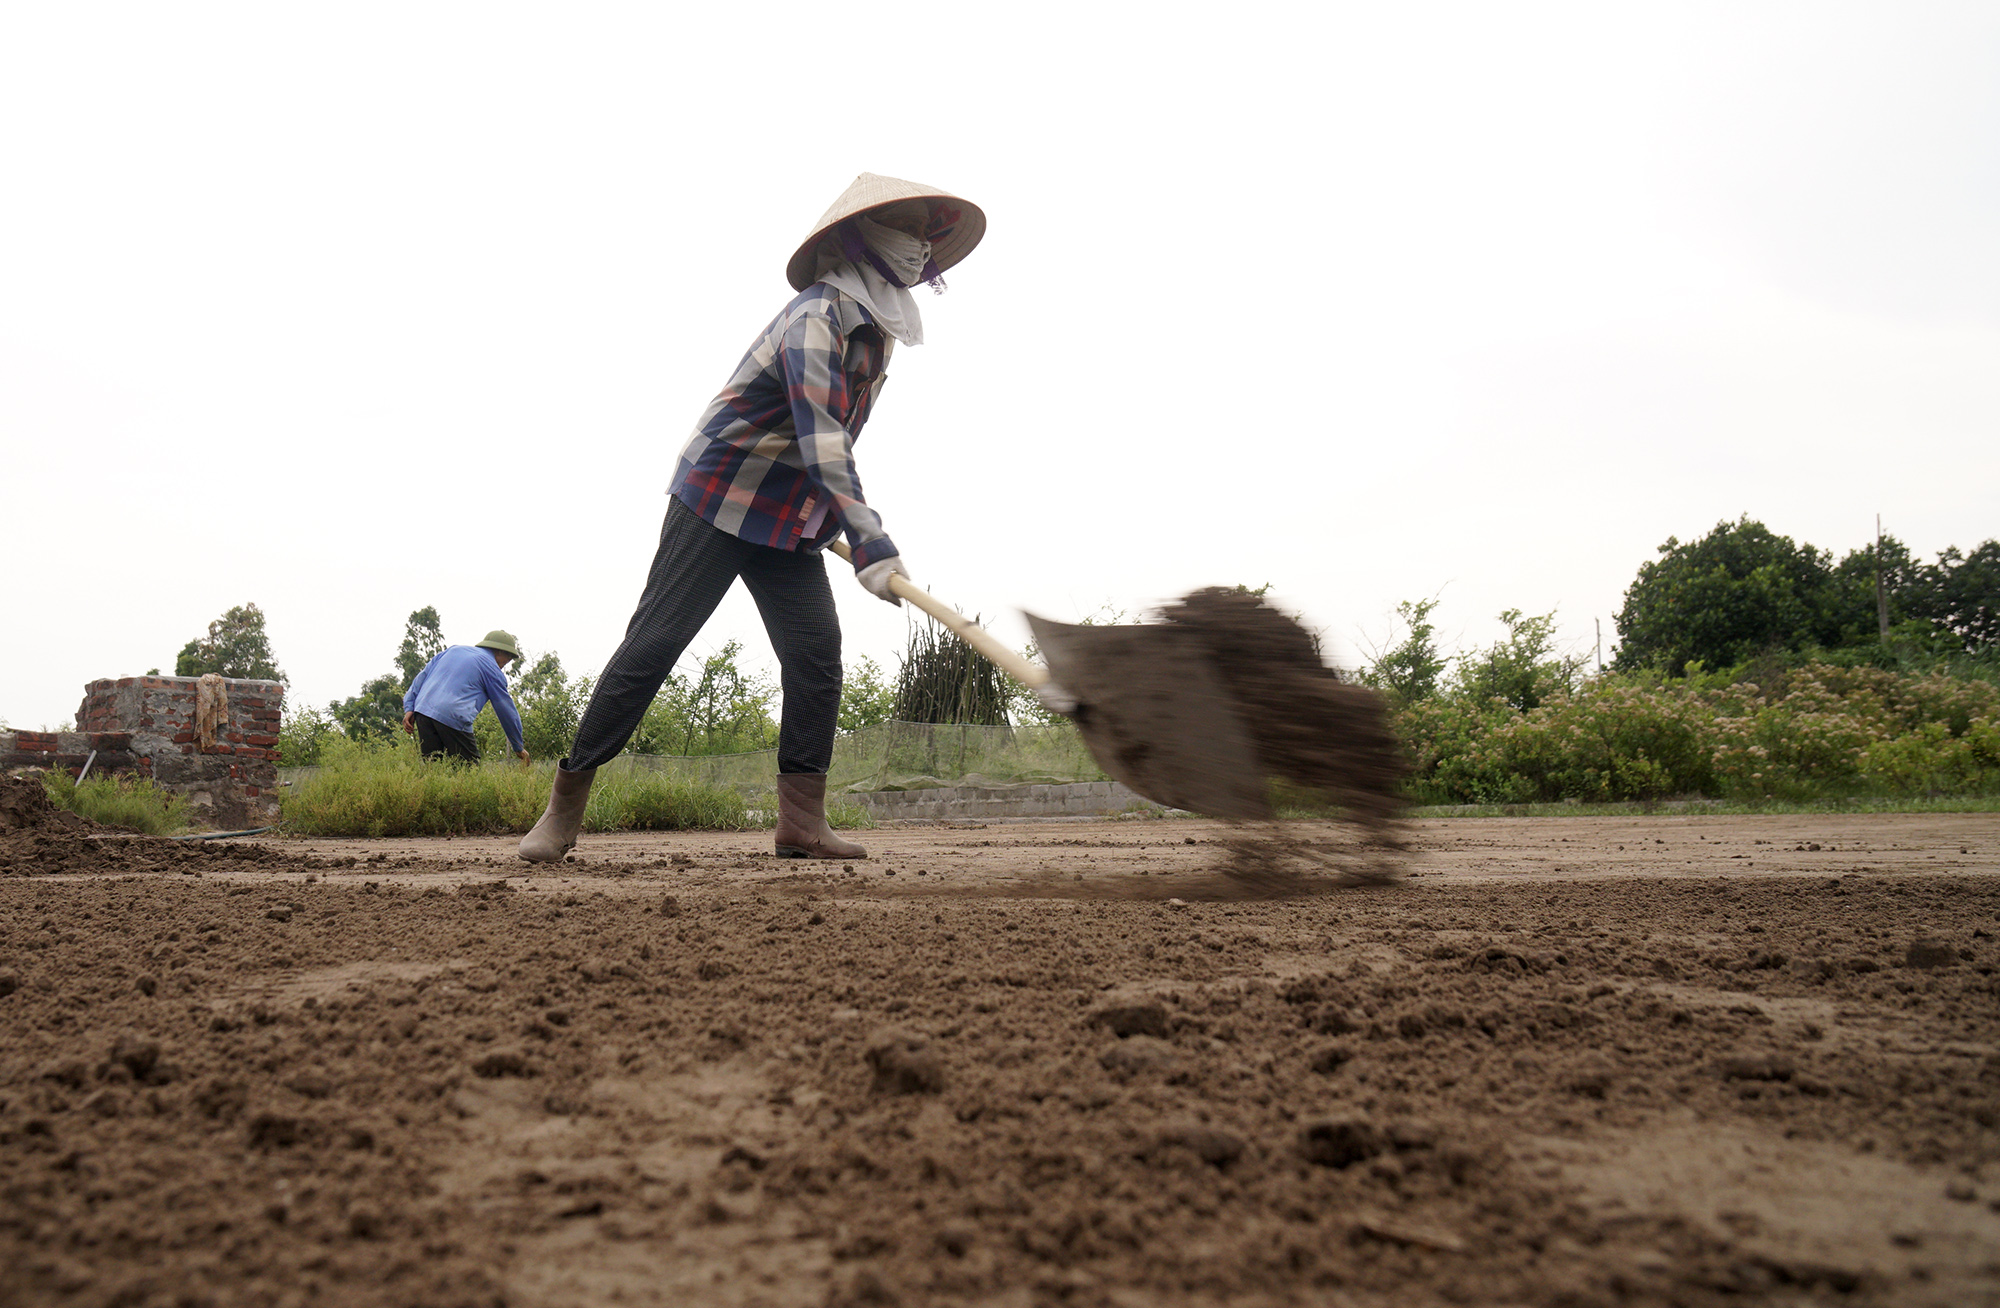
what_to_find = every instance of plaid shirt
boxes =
[671,284,899,570]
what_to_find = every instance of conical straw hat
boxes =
[786,172,987,292]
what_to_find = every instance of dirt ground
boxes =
[3,806,1997,1307]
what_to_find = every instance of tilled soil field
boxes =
[2,802,1998,1308]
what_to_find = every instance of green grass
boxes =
[281,739,752,837]
[278,736,874,837]
[582,765,749,836]
[826,801,877,831]
[42,773,191,836]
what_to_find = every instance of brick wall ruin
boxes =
[0,675,284,828]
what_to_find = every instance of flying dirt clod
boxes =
[1032,588,1408,866]
[827,543,1408,870]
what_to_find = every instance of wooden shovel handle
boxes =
[829,540,1049,688]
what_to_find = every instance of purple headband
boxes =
[836,219,946,292]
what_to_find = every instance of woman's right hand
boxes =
[857,557,911,606]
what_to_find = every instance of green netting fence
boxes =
[607,720,1105,798]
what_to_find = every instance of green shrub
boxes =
[277,705,341,767]
[42,773,190,835]
[1395,661,2000,805]
[1860,718,2000,796]
[583,767,749,833]
[826,801,877,831]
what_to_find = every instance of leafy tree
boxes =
[329,674,403,741]
[175,603,287,684]
[276,705,340,766]
[1361,598,1448,705]
[1457,608,1582,711]
[1825,533,1930,647]
[394,606,447,691]
[1613,518,1842,675]
[1928,541,2000,652]
[629,641,780,756]
[838,655,897,732]
[329,606,460,744]
[1617,520,2000,672]
[511,650,588,760]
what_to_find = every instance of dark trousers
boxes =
[567,498,843,775]
[414,713,481,764]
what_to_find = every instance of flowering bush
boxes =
[1394,662,2000,804]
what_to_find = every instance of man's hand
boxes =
[516,750,531,766]
[402,711,417,734]
[857,557,911,607]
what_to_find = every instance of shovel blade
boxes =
[1028,613,1272,821]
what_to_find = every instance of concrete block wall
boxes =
[0,675,283,828]
[848,779,1163,821]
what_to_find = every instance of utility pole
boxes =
[1876,514,1891,643]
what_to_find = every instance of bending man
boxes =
[402,630,530,765]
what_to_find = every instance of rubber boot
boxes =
[774,773,866,860]
[518,763,596,863]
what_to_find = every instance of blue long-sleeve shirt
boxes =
[403,646,525,754]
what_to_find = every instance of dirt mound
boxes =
[0,774,91,836]
[0,774,293,878]
[1160,587,1408,844]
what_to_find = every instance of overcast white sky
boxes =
[3,2,1995,730]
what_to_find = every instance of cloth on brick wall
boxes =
[196,674,228,753]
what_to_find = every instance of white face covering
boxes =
[814,214,936,347]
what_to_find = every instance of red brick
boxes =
[243,734,279,747]
[89,732,134,751]
[172,732,195,744]
[237,747,276,761]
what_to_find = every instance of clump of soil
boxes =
[0,775,284,878]
[1160,587,1408,847]
[0,775,90,836]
